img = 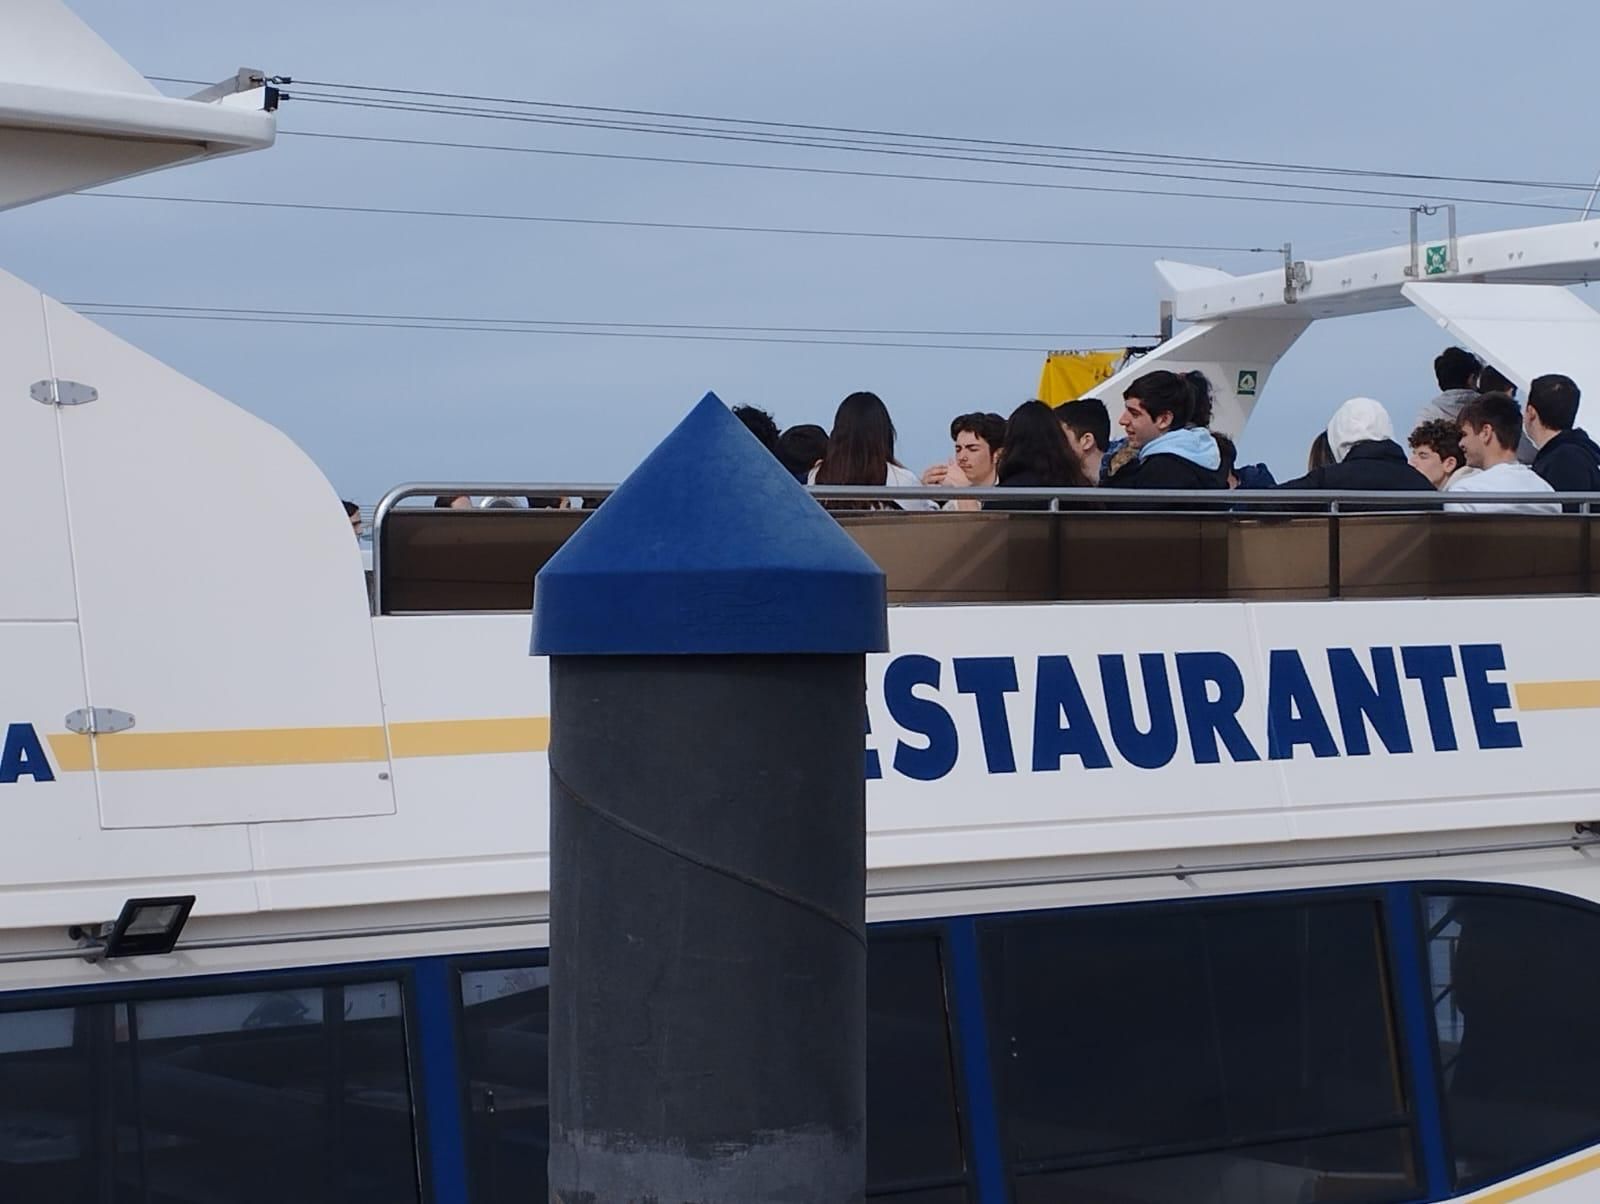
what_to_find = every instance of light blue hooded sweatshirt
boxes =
[1138,426,1221,470]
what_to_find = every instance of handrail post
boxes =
[1328,499,1342,599]
[1048,495,1063,600]
[1585,501,1594,594]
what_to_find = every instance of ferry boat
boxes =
[9,5,1600,1202]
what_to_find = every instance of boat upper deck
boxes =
[372,484,1600,614]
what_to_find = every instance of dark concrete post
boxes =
[532,393,887,1203]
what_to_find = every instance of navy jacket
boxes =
[1276,439,1432,493]
[1532,428,1600,497]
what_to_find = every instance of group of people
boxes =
[1287,348,1600,514]
[731,345,1600,516]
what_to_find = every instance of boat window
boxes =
[867,931,969,1202]
[979,896,1417,1204]
[0,980,420,1204]
[458,962,550,1204]
[0,1004,97,1203]
[454,937,969,1204]
[1425,889,1600,1188]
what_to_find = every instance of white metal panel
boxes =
[0,622,256,926]
[1248,596,1600,839]
[1168,219,1600,323]
[1086,316,1311,436]
[252,615,545,910]
[0,126,199,210]
[1402,282,1600,399]
[0,0,157,94]
[42,298,396,828]
[0,269,75,619]
[866,602,1294,869]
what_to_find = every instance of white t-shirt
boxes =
[1446,461,1559,514]
[807,462,937,510]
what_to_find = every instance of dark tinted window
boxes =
[981,897,1416,1203]
[0,1005,99,1203]
[866,933,968,1202]
[1426,890,1600,1187]
[0,981,420,1204]
[459,963,549,1204]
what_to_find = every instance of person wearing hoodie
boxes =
[1104,371,1225,502]
[1413,346,1482,429]
[1526,374,1600,505]
[1277,398,1434,497]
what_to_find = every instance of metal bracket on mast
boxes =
[1282,242,1311,303]
[184,69,289,112]
[1404,204,1459,277]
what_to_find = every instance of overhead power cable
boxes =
[233,76,1598,196]
[72,302,1154,352]
[277,131,1416,213]
[146,75,1580,213]
[80,192,1275,254]
[283,93,1582,214]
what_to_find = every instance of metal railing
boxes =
[370,481,1600,615]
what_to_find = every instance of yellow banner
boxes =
[1038,350,1124,406]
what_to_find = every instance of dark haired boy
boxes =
[1449,393,1558,514]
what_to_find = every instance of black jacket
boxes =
[1276,439,1432,493]
[1104,451,1226,511]
[982,469,1094,512]
[1532,428,1600,497]
[1105,452,1226,491]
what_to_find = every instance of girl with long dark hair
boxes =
[809,391,935,510]
[980,400,1093,511]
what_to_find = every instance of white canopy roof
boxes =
[0,0,275,210]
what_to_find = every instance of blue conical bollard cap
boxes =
[531,393,888,655]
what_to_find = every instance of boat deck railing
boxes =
[369,483,1600,615]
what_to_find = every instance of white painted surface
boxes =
[0,1,275,209]
[40,294,395,827]
[3,594,1595,920]
[0,622,258,926]
[0,269,75,620]
[1086,315,1311,436]
[1167,219,1600,323]
[0,0,156,93]
[1403,281,1600,399]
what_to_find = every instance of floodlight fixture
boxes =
[70,895,195,962]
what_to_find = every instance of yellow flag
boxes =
[1038,350,1124,406]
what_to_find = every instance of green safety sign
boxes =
[1237,370,1258,396]
[1425,244,1449,275]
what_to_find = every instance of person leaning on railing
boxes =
[1103,370,1227,508]
[967,400,1096,512]
[1276,398,1433,494]
[808,391,937,512]
[1526,374,1600,507]
[1407,418,1478,492]
[1449,392,1559,515]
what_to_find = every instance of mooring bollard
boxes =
[532,393,887,1203]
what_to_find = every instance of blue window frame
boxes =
[452,954,550,1204]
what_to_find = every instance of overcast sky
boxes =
[9,1,1600,502]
